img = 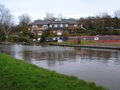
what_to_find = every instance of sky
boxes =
[0,0,120,23]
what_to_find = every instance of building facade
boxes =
[29,18,80,36]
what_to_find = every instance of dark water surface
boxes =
[0,44,120,90]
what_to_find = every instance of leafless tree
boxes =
[19,14,31,25]
[114,10,120,18]
[19,14,31,35]
[44,12,55,20]
[0,4,13,42]
[58,13,63,19]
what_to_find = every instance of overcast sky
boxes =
[1,0,120,23]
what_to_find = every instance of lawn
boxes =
[50,40,120,47]
[0,53,107,90]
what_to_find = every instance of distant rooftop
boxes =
[62,19,79,24]
[31,20,50,25]
[30,18,79,25]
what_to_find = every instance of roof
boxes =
[50,20,67,24]
[62,19,78,24]
[30,19,79,25]
[31,20,50,25]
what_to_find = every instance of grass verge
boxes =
[0,53,107,90]
[49,40,96,46]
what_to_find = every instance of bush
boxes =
[8,35,31,42]
[8,35,20,42]
[40,34,47,42]
[19,36,30,42]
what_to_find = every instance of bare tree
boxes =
[44,12,55,20]
[113,10,120,28]
[19,14,31,35]
[19,14,31,25]
[58,13,63,19]
[96,12,109,18]
[114,10,120,18]
[0,4,13,42]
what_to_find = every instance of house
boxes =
[28,18,80,36]
[29,20,50,36]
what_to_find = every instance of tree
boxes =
[114,10,120,18]
[114,10,120,28]
[44,12,55,20]
[96,12,112,35]
[19,14,31,36]
[78,12,116,35]
[0,4,13,42]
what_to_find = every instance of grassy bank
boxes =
[0,53,107,90]
[50,40,120,47]
[49,40,96,45]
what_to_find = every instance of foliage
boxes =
[71,29,90,36]
[28,32,37,39]
[49,31,56,37]
[62,31,69,37]
[8,35,20,42]
[0,53,107,90]
[8,35,31,42]
[0,31,5,41]
[40,30,54,42]
[40,34,47,42]
[19,14,31,36]
[19,36,30,42]
[79,12,120,35]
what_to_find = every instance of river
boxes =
[0,44,120,90]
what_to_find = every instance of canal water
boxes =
[0,44,120,90]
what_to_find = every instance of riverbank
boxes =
[49,41,120,50]
[0,52,106,90]
[1,41,120,50]
[50,43,120,50]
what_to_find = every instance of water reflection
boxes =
[0,44,120,90]
[75,48,116,64]
[11,44,24,60]
[22,46,77,67]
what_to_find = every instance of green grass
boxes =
[50,40,96,45]
[0,53,107,90]
[81,40,96,45]
[50,41,75,45]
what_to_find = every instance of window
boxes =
[38,31,42,35]
[60,24,63,27]
[32,25,38,30]
[54,24,58,27]
[74,24,78,27]
[43,25,48,29]
[49,24,52,28]
[66,24,68,27]
[57,30,62,35]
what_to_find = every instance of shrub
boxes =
[8,35,20,42]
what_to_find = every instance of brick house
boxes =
[28,18,80,36]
